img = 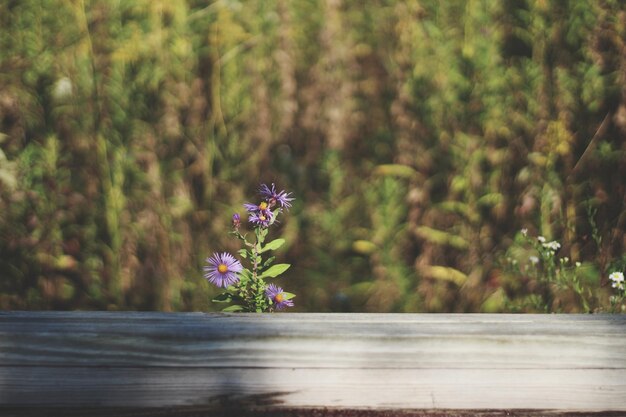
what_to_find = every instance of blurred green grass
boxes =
[0,0,624,312]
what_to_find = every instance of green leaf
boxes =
[425,266,468,286]
[262,256,275,269]
[373,164,420,179]
[477,193,503,207]
[237,248,248,259]
[414,226,469,250]
[259,263,290,278]
[222,305,244,312]
[212,293,232,303]
[260,238,285,253]
[352,240,377,255]
[282,292,296,300]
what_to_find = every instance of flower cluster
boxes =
[243,184,293,228]
[536,235,561,255]
[202,183,295,312]
[609,270,625,312]
[509,229,590,312]
[541,240,561,252]
[520,233,563,277]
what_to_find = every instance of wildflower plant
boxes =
[503,230,595,312]
[203,184,295,312]
[609,271,625,312]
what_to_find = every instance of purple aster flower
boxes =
[249,210,273,228]
[265,283,294,310]
[259,183,294,209]
[203,252,243,288]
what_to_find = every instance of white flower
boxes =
[542,240,560,251]
[537,236,546,243]
[609,271,624,283]
[521,228,528,237]
[575,261,581,268]
[529,256,539,265]
[609,272,625,290]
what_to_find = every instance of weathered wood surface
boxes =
[0,312,625,415]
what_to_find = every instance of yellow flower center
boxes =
[259,201,268,210]
[275,293,284,303]
[217,264,228,273]
[259,214,266,221]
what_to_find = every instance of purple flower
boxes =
[232,213,241,229]
[249,210,273,228]
[259,183,294,209]
[265,283,294,310]
[203,252,243,288]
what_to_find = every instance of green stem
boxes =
[252,230,263,312]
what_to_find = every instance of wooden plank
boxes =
[0,312,625,414]
[2,367,625,409]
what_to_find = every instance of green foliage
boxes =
[0,0,624,312]
[259,264,290,279]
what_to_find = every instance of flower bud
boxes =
[232,213,241,230]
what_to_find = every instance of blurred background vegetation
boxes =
[1,0,625,312]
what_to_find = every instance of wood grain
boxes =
[0,312,624,413]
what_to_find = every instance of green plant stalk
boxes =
[232,228,270,312]
[252,236,261,312]
[252,227,269,312]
